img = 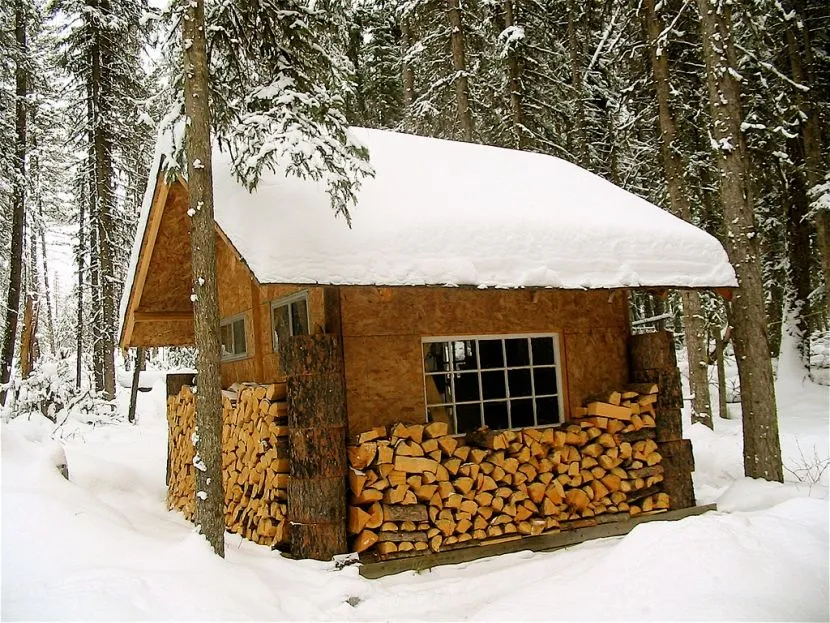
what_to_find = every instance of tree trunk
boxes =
[1,1,27,406]
[38,204,57,356]
[501,0,526,150]
[566,0,588,167]
[183,0,226,557]
[89,0,116,400]
[89,207,104,392]
[784,9,828,318]
[30,129,57,356]
[446,0,474,142]
[401,17,416,108]
[713,323,729,418]
[780,150,813,357]
[127,347,145,424]
[642,0,713,428]
[697,0,782,481]
[19,294,37,378]
[76,183,86,389]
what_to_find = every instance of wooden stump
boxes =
[280,335,348,561]
[658,439,696,509]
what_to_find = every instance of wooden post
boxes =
[280,334,348,560]
[628,330,695,509]
[127,346,145,424]
[165,373,196,486]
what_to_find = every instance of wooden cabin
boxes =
[120,128,735,573]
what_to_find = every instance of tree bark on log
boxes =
[280,334,348,560]
[658,439,696,510]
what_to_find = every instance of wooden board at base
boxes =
[357,504,717,579]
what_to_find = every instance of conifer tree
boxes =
[50,0,150,399]
[696,0,783,481]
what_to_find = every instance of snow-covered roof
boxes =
[209,128,735,289]
[120,127,736,335]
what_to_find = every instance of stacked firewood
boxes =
[166,382,290,548]
[347,384,669,560]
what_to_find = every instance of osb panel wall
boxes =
[131,321,194,347]
[138,184,193,314]
[213,237,327,386]
[338,287,629,434]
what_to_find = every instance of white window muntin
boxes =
[270,290,310,352]
[220,313,248,361]
[422,332,564,433]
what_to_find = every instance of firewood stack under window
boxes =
[166,382,290,548]
[347,384,668,561]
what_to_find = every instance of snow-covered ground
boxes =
[2,362,828,621]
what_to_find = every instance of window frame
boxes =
[219,313,249,362]
[421,332,565,435]
[270,290,311,352]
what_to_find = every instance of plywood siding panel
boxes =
[139,185,193,314]
[339,286,629,433]
[562,327,629,415]
[131,321,194,347]
[340,287,628,337]
[343,335,425,434]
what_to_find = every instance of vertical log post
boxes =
[280,334,348,560]
[127,346,146,424]
[628,331,696,509]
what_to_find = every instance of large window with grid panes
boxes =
[423,334,563,435]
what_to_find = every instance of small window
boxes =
[423,334,563,435]
[271,291,310,352]
[220,314,248,361]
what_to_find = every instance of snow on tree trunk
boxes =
[183,0,225,557]
[697,0,783,481]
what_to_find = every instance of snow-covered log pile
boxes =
[166,383,289,547]
[347,385,669,560]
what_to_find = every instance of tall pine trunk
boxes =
[183,0,226,557]
[697,0,782,481]
[446,0,474,142]
[1,1,27,406]
[401,17,416,108]
[642,0,713,428]
[89,0,116,400]
[501,0,526,150]
[566,0,588,167]
[784,8,828,318]
[76,184,86,389]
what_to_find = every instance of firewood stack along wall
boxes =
[346,383,670,561]
[166,382,290,547]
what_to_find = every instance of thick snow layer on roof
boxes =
[211,128,735,288]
